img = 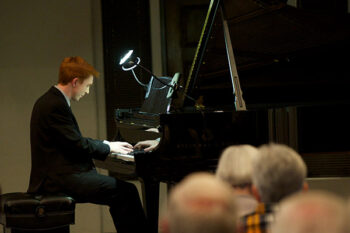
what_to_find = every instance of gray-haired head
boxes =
[252,143,307,203]
[216,144,259,187]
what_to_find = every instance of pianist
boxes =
[27,56,148,233]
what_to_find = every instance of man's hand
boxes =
[134,140,159,152]
[145,128,159,133]
[109,141,133,154]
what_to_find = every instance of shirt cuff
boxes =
[103,140,111,152]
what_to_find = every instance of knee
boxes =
[115,180,140,200]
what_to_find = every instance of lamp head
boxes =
[120,50,140,71]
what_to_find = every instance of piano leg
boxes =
[140,177,160,233]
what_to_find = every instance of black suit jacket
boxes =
[28,86,110,193]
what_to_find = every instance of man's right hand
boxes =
[109,141,133,154]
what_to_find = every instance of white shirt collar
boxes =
[54,85,71,107]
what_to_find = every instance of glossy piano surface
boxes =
[184,0,350,109]
[97,109,269,178]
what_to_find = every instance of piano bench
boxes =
[0,192,75,233]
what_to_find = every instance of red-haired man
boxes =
[28,56,148,233]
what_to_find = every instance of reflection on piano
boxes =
[96,0,350,232]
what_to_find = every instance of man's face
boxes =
[72,75,93,101]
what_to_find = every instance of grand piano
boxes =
[95,0,350,232]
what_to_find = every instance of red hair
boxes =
[58,56,99,84]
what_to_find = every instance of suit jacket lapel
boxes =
[68,107,82,136]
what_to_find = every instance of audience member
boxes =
[160,172,238,233]
[242,143,308,233]
[216,144,259,217]
[271,190,349,233]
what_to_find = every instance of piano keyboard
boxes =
[110,153,135,162]
[110,149,147,162]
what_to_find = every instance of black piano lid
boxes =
[183,0,350,110]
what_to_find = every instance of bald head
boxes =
[164,172,238,233]
[271,191,349,233]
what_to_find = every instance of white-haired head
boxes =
[216,144,259,187]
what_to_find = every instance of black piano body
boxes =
[96,0,350,232]
[102,109,269,178]
[95,108,269,233]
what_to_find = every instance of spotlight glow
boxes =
[119,50,133,65]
